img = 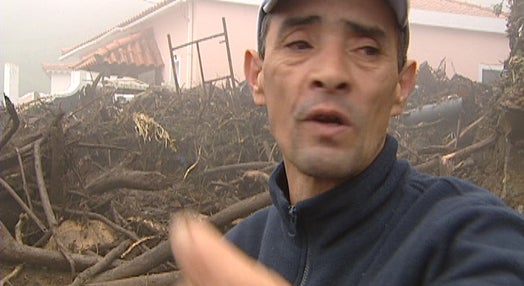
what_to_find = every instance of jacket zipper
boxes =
[289,205,298,224]
[298,248,311,286]
[289,206,310,286]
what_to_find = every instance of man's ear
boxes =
[391,60,417,116]
[244,49,265,106]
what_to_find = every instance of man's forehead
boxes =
[268,2,394,38]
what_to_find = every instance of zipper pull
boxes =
[289,205,298,224]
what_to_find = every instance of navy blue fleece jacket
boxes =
[226,136,524,285]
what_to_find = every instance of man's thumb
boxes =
[169,212,290,286]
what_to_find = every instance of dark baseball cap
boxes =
[257,0,410,64]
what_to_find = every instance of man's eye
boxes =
[286,41,312,50]
[360,46,380,56]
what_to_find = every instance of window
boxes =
[480,64,503,84]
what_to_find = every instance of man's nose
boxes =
[309,44,351,92]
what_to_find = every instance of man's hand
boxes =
[169,212,291,286]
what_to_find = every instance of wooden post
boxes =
[222,17,236,89]
[167,34,181,94]
[195,42,207,96]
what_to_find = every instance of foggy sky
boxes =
[0,0,156,96]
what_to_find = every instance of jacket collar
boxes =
[268,135,406,234]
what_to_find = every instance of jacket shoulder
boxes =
[225,206,273,259]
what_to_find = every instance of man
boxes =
[170,0,524,285]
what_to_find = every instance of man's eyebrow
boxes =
[275,15,387,42]
[345,21,386,40]
[276,15,321,39]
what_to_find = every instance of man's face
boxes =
[246,0,416,188]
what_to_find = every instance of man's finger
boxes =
[169,212,290,286]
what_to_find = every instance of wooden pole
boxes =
[195,41,207,96]
[222,17,236,89]
[167,34,181,94]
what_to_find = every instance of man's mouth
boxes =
[312,114,344,125]
[300,106,352,138]
[305,109,350,126]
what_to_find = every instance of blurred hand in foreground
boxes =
[169,213,291,286]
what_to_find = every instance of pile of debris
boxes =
[0,59,522,284]
[393,62,500,173]
[392,60,523,208]
[0,82,277,285]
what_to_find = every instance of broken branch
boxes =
[91,190,271,282]
[0,177,47,232]
[203,161,277,176]
[86,271,181,286]
[70,240,131,286]
[415,132,498,173]
[86,169,169,194]
[0,93,20,152]
[34,138,77,275]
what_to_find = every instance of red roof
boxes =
[72,29,164,72]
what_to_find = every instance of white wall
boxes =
[4,63,20,104]
[408,9,508,81]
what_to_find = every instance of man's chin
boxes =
[293,151,358,180]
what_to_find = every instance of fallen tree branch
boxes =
[1,214,28,286]
[0,134,44,174]
[16,147,33,210]
[72,141,132,152]
[49,111,66,204]
[441,132,498,162]
[0,177,48,232]
[209,190,271,227]
[415,132,498,173]
[0,93,20,152]
[91,190,272,282]
[86,168,169,194]
[445,114,486,149]
[183,145,201,180]
[0,220,120,271]
[86,271,181,286]
[121,236,156,258]
[70,240,131,286]
[0,263,24,286]
[34,138,77,275]
[203,161,277,176]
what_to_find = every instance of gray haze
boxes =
[0,0,505,97]
[0,0,157,96]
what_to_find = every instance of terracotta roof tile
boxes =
[72,29,164,72]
